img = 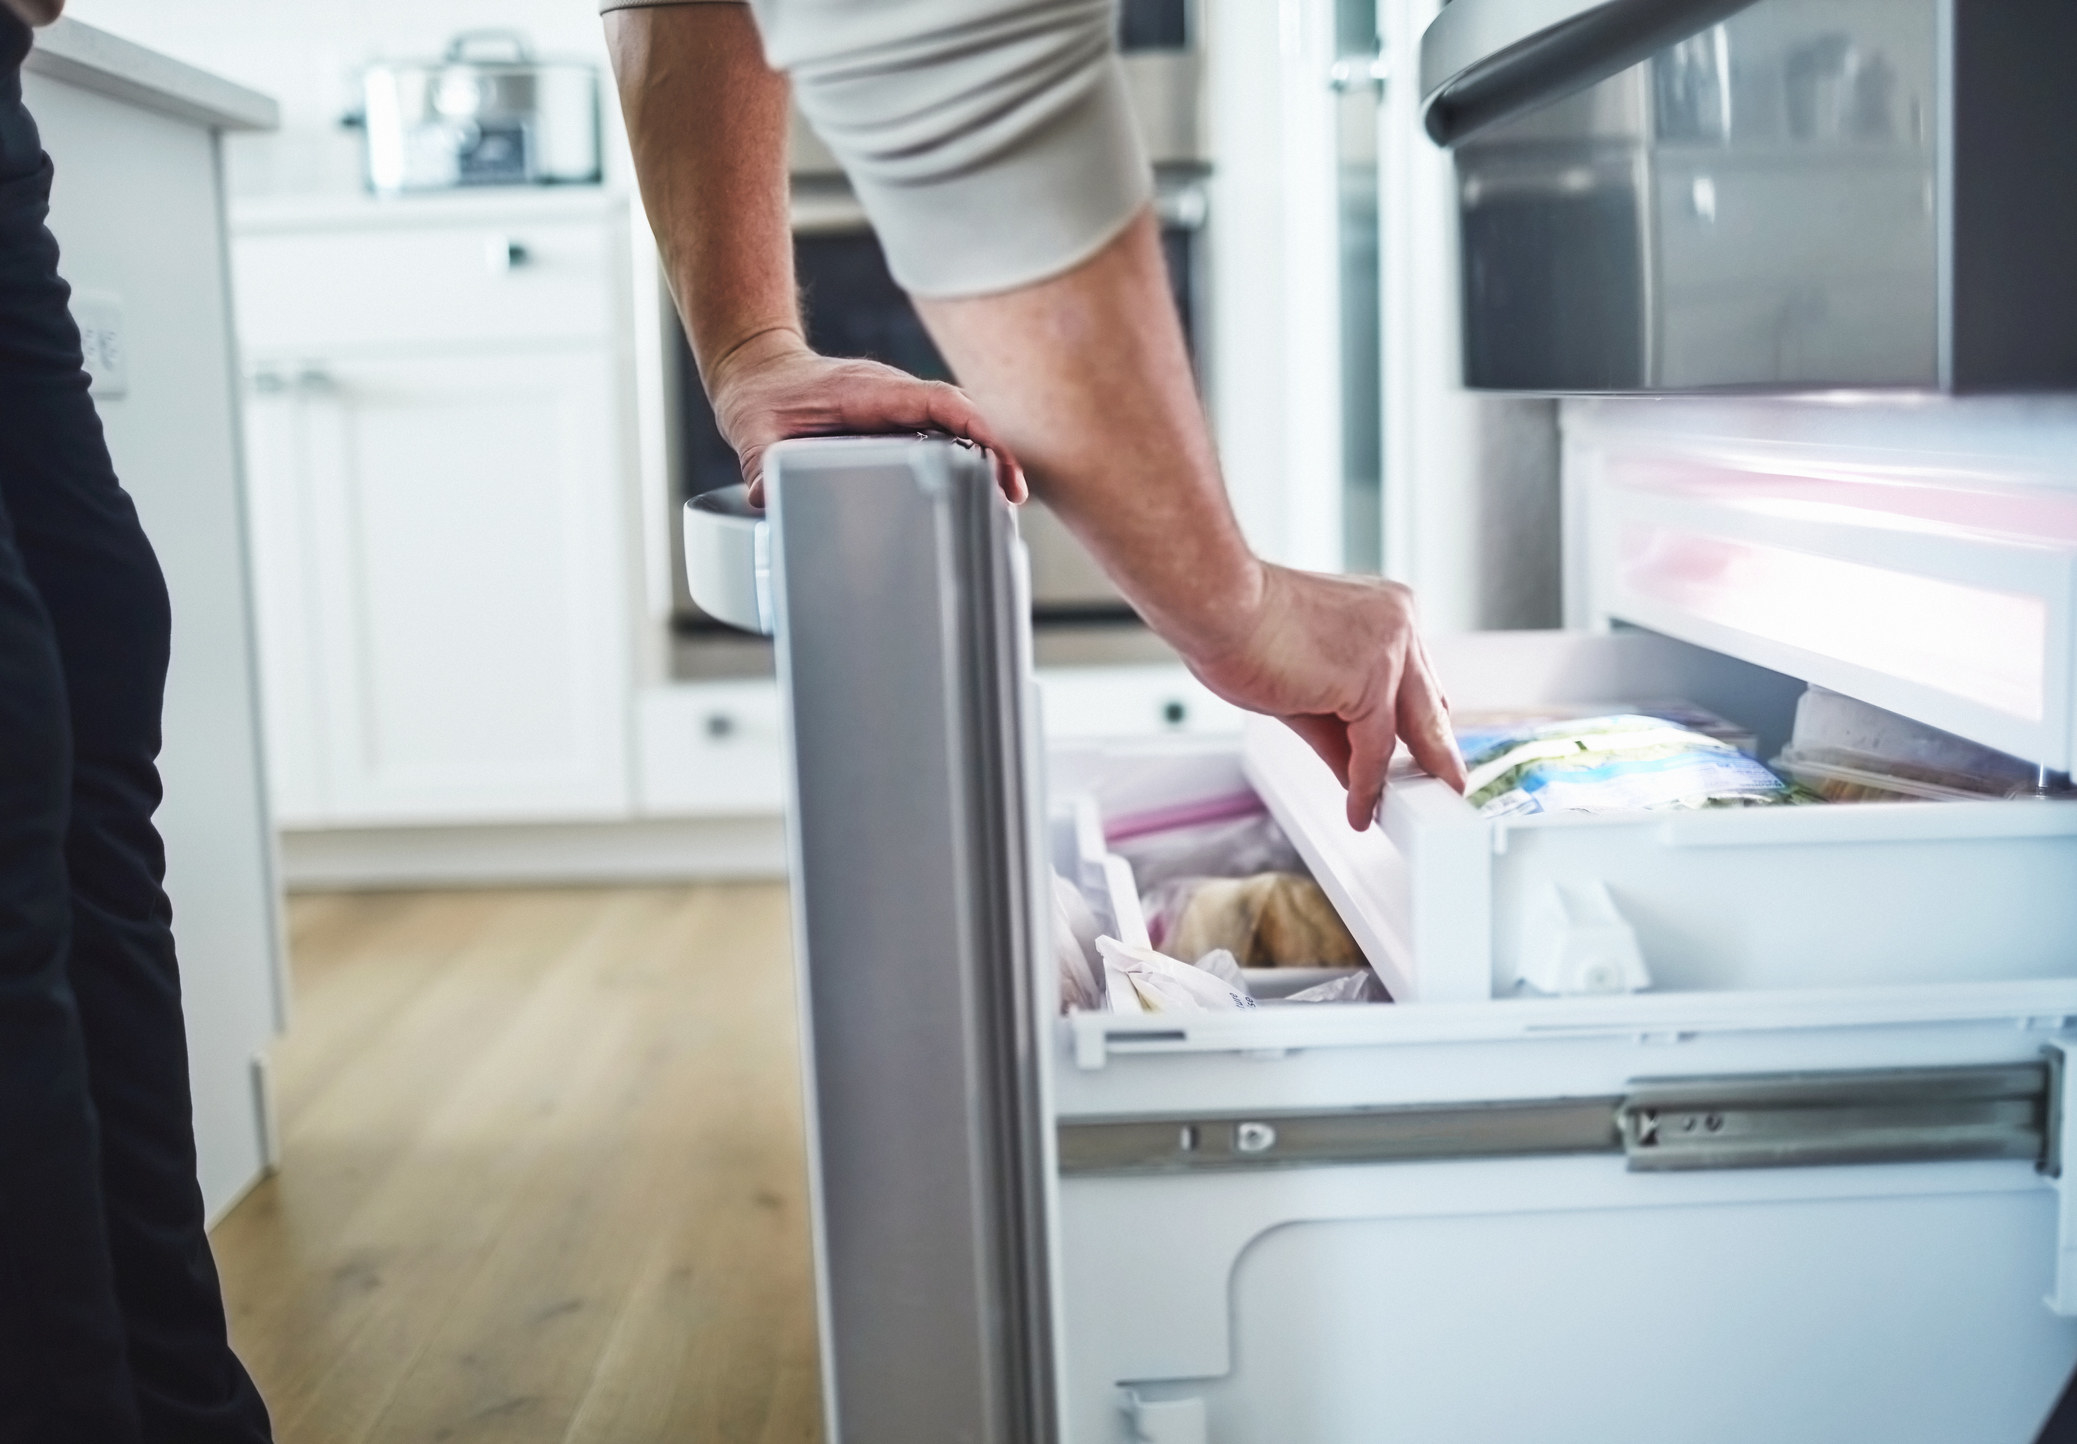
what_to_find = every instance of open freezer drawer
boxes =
[701,437,2077,1444]
[1051,723,2077,1444]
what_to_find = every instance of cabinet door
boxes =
[241,373,331,825]
[285,348,630,823]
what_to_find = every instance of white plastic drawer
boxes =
[1246,630,2077,1004]
[233,217,616,355]
[1566,398,2077,772]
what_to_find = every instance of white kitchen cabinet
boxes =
[634,681,789,816]
[234,193,635,829]
[243,345,630,824]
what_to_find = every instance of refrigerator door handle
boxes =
[682,485,773,635]
[1419,0,1754,145]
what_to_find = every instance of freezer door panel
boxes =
[767,437,1055,1444]
[1060,1057,2077,1444]
[1209,1184,2065,1443]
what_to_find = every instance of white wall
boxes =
[1203,0,1345,574]
[62,0,624,197]
[1207,0,1561,623]
[1379,0,1559,632]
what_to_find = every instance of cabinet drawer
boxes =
[1244,630,2077,1003]
[1038,664,1242,741]
[635,683,788,817]
[234,217,617,354]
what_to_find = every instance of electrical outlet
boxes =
[72,288,128,399]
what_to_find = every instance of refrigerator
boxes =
[683,433,2077,1443]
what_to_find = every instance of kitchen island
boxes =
[23,19,282,1222]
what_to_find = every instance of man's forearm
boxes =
[605,5,799,385]
[916,211,1263,662]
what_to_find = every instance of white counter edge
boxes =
[230,184,634,235]
[25,18,277,133]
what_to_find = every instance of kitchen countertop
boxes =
[25,18,276,132]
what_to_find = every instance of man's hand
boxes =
[2,0,64,26]
[919,211,1464,827]
[709,329,1026,507]
[1187,565,1464,830]
[609,7,1020,508]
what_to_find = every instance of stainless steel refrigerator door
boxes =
[1424,0,2077,393]
[765,436,1057,1444]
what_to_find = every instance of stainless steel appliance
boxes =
[1422,0,2077,392]
[357,31,601,194]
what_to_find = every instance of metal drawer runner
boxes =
[1059,1062,2054,1178]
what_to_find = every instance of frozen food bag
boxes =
[1773,686,2073,803]
[1097,936,1256,1013]
[1460,713,1794,818]
[1454,700,1755,758]
[1144,872,1365,968]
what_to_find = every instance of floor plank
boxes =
[210,884,823,1444]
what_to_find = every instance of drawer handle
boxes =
[704,712,736,740]
[486,237,532,272]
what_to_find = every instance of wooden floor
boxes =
[210,885,824,1444]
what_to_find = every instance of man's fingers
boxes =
[911,380,1028,502]
[1397,647,1466,791]
[994,449,1029,504]
[1342,707,1398,831]
[739,443,770,508]
[833,372,1027,501]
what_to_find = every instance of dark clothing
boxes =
[0,14,270,1441]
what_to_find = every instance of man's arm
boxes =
[609,0,1464,824]
[920,212,1465,826]
[604,5,1022,502]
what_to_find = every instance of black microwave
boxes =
[1422,0,2077,393]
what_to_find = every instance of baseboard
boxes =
[279,815,790,890]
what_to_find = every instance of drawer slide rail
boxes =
[1058,1062,2052,1178]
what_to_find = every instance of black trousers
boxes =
[0,17,270,1442]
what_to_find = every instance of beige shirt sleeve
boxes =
[600,0,1150,298]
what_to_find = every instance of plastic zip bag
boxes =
[1097,936,1256,1013]
[1282,968,1389,1004]
[1111,811,1304,893]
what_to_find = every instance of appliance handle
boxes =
[681,485,773,636]
[444,28,535,65]
[1419,0,1754,146]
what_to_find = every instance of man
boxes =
[0,1,272,1438]
[602,0,1469,827]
